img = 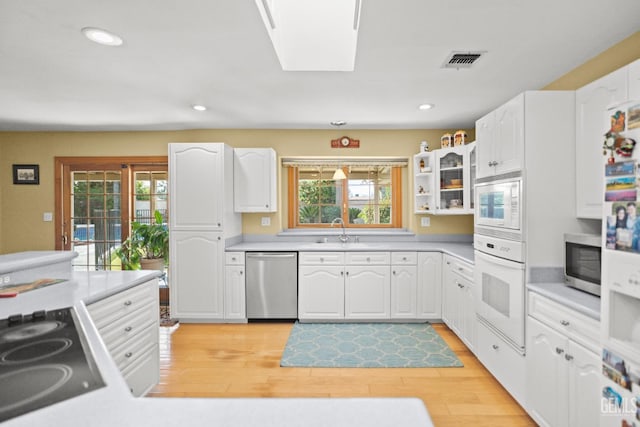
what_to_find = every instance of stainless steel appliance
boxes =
[564,233,601,296]
[246,252,298,319]
[0,307,104,422]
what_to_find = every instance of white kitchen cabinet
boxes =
[234,148,277,213]
[390,252,418,319]
[527,317,600,427]
[169,143,241,322]
[298,264,345,320]
[526,292,601,427]
[170,231,224,320]
[575,67,628,219]
[346,265,391,319]
[87,278,159,397]
[169,143,224,231]
[414,144,474,215]
[224,252,246,320]
[416,252,442,319]
[476,93,524,179]
[628,58,640,100]
[442,254,475,352]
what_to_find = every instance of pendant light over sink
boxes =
[332,167,347,180]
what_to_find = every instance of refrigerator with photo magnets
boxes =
[600,100,640,426]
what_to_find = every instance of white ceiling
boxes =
[1,0,638,132]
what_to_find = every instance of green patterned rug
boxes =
[280,322,463,368]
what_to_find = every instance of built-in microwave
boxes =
[474,174,522,241]
[564,233,601,296]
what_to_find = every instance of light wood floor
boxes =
[148,322,536,426]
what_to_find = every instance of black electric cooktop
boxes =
[0,307,105,422]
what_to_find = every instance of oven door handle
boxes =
[475,250,525,270]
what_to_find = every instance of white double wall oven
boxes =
[474,171,527,354]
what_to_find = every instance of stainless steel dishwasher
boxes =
[245,252,298,319]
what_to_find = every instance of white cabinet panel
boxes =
[416,252,442,319]
[390,265,417,319]
[224,265,246,320]
[169,143,224,231]
[628,58,640,100]
[345,266,391,319]
[575,67,628,219]
[298,265,344,319]
[476,112,496,179]
[234,148,277,213]
[170,231,224,320]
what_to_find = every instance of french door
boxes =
[55,157,168,271]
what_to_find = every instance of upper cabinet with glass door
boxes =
[414,144,474,215]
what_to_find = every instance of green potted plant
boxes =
[115,210,169,271]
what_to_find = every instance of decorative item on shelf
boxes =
[421,203,430,211]
[419,158,425,169]
[420,140,429,152]
[449,179,462,187]
[440,133,452,148]
[418,185,425,194]
[453,130,467,146]
[331,136,360,148]
[449,199,462,208]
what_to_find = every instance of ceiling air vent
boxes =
[442,51,485,69]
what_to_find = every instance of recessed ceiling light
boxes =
[418,104,434,110]
[192,105,207,112]
[330,120,347,127]
[81,27,123,46]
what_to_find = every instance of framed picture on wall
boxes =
[12,164,39,185]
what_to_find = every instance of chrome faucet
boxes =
[330,217,350,243]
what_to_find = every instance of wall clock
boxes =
[330,136,360,148]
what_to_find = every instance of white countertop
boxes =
[1,257,433,427]
[226,241,475,264]
[527,282,601,321]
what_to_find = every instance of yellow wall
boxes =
[1,31,639,254]
[0,129,474,253]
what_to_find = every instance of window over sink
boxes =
[284,158,405,229]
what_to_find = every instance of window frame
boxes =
[287,165,402,229]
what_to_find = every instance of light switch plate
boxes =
[261,217,271,226]
[420,217,430,227]
[43,212,53,222]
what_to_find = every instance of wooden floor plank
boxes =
[151,322,536,426]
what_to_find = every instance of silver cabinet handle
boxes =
[320,257,324,262]
[124,300,132,306]
[217,222,221,227]
[231,257,237,261]
[124,326,132,332]
[366,257,371,262]
[402,257,407,261]
[488,161,493,167]
[239,270,243,275]
[565,354,574,361]
[217,236,221,240]
[492,344,499,350]
[555,347,564,354]
[125,352,133,358]
[346,271,349,276]
[393,271,396,275]
[560,320,570,326]
[265,204,269,208]
[341,271,344,276]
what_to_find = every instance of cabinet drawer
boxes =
[391,252,417,265]
[88,280,157,328]
[121,344,160,397]
[109,323,158,371]
[225,252,245,265]
[528,292,599,352]
[98,301,158,351]
[299,252,344,265]
[445,255,474,282]
[346,252,390,265]
[476,320,526,406]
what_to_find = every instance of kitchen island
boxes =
[0,252,433,427]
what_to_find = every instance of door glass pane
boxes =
[347,166,391,225]
[71,170,122,271]
[134,171,168,224]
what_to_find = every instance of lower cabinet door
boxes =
[390,265,417,319]
[298,265,344,319]
[567,340,601,427]
[345,266,390,319]
[527,316,567,427]
[224,265,246,319]
[121,344,160,397]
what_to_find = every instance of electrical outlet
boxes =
[3,276,10,284]
[420,217,430,227]
[261,217,271,226]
